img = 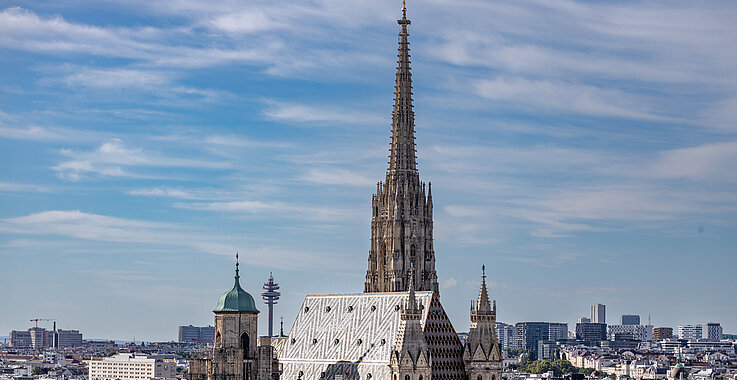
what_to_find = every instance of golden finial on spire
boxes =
[403,0,407,13]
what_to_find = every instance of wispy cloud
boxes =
[0,182,52,193]
[53,138,230,181]
[475,76,662,120]
[0,210,357,272]
[263,101,384,126]
[177,200,360,222]
[299,168,374,187]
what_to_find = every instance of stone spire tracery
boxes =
[463,266,502,380]
[365,1,439,295]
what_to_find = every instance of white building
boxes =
[608,324,654,341]
[591,304,606,324]
[88,353,176,380]
[678,325,702,340]
[700,323,722,340]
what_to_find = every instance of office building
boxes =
[577,317,590,324]
[576,323,607,345]
[590,304,606,324]
[177,325,214,344]
[88,353,176,380]
[9,330,32,348]
[516,322,549,358]
[653,327,673,341]
[496,322,517,349]
[621,314,640,325]
[608,324,653,341]
[678,325,702,340]
[54,329,83,348]
[548,323,569,341]
[29,328,52,350]
[701,323,723,340]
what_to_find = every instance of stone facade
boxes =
[462,267,503,380]
[390,271,432,380]
[189,262,280,380]
[364,5,438,295]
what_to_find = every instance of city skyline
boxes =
[1,0,737,341]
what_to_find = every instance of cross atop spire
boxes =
[235,252,240,280]
[476,265,492,314]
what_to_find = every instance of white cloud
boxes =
[475,76,661,120]
[263,101,384,125]
[442,277,458,289]
[299,168,374,187]
[648,141,737,182]
[0,182,51,193]
[178,200,360,222]
[53,138,230,181]
[0,210,357,272]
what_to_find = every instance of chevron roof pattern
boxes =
[279,291,464,380]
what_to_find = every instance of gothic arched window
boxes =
[215,332,221,347]
[241,332,249,358]
[478,376,482,380]
[405,375,410,380]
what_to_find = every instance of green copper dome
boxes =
[214,257,259,313]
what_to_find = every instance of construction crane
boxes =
[30,318,56,328]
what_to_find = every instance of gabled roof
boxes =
[280,291,434,380]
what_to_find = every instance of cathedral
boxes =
[190,3,502,380]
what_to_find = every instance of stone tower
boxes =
[189,256,280,380]
[364,0,438,294]
[390,268,432,380]
[463,266,503,380]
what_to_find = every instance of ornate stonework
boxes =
[364,4,438,294]
[190,260,280,380]
[462,267,503,380]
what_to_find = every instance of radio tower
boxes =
[261,273,280,337]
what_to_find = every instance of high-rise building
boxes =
[701,323,723,340]
[548,323,569,341]
[9,330,32,348]
[678,325,702,340]
[54,329,83,348]
[590,304,606,324]
[515,322,550,359]
[607,324,653,341]
[576,323,607,345]
[29,327,52,350]
[621,314,640,325]
[496,322,517,349]
[577,317,590,324]
[178,325,214,344]
[653,327,673,341]
[89,353,176,380]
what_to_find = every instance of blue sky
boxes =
[1,0,736,341]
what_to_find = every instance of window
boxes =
[405,375,410,380]
[241,332,250,358]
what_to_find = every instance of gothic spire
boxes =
[388,0,417,174]
[477,265,491,313]
[405,265,420,315]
